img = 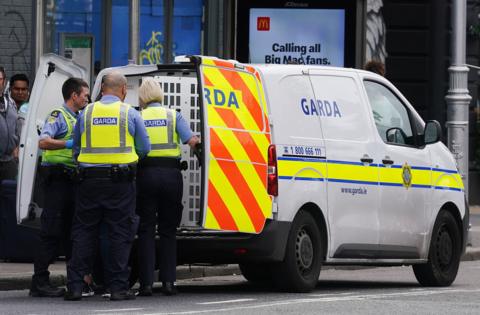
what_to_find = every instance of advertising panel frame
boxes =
[236,0,359,67]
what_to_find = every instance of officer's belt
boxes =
[40,164,75,181]
[138,157,180,169]
[79,166,136,180]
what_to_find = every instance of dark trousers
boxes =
[0,160,17,183]
[32,175,74,286]
[136,166,183,285]
[67,177,138,293]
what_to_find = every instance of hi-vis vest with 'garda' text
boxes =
[78,101,138,164]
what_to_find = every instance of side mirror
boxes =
[386,127,406,144]
[424,120,441,144]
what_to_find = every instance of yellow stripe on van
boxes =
[209,156,256,233]
[278,160,327,179]
[205,207,221,230]
[278,157,464,192]
[328,163,378,183]
[432,170,464,190]
[411,169,432,186]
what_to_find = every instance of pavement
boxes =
[1,206,479,291]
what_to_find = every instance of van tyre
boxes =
[413,210,461,286]
[239,263,272,284]
[272,211,322,292]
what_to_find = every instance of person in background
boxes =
[65,72,150,301]
[9,73,30,133]
[364,60,386,77]
[29,78,90,298]
[0,66,20,183]
[136,77,200,297]
[10,73,30,110]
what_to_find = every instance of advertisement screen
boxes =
[249,9,345,66]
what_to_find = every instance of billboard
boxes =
[249,9,345,66]
[236,0,358,67]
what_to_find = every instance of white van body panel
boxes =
[258,67,327,222]
[17,54,86,225]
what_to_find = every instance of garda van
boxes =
[17,54,468,292]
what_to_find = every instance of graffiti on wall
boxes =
[3,9,30,73]
[366,0,387,63]
[139,31,164,65]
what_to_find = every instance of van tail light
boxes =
[267,144,278,196]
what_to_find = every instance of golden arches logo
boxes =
[257,17,270,31]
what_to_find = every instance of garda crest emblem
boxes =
[402,163,412,189]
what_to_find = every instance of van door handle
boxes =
[360,156,373,164]
[382,158,394,165]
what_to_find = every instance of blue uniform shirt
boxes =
[73,95,151,166]
[40,104,76,141]
[147,102,194,144]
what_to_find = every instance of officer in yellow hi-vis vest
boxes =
[30,78,89,298]
[65,72,150,301]
[136,78,199,297]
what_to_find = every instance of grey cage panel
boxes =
[150,75,201,227]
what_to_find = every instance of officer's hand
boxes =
[193,142,202,167]
[65,139,73,149]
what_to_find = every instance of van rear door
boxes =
[17,54,87,226]
[198,57,272,233]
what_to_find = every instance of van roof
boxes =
[250,63,383,79]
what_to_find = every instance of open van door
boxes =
[17,54,87,227]
[198,57,272,234]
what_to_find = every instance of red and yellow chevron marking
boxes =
[201,57,272,233]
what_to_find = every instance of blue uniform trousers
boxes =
[136,166,183,285]
[67,176,138,293]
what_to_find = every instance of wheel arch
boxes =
[426,201,464,256]
[440,201,464,251]
[297,202,328,261]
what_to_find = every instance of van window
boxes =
[364,80,414,146]
[309,75,370,141]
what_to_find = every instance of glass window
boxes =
[44,1,102,72]
[111,0,130,66]
[364,80,414,145]
[139,0,165,65]
[173,0,203,59]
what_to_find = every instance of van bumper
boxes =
[176,220,291,264]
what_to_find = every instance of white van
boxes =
[17,54,468,292]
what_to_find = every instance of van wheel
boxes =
[271,211,322,292]
[413,210,461,286]
[239,263,272,283]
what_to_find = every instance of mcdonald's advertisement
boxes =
[249,9,345,66]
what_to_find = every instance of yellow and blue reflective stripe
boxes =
[277,156,464,192]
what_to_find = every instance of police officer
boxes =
[65,72,150,301]
[136,78,199,296]
[30,78,89,297]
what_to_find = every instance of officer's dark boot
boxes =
[30,275,65,298]
[110,290,137,301]
[161,282,178,296]
[64,290,82,301]
[138,285,153,296]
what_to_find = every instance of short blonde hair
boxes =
[138,77,164,107]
